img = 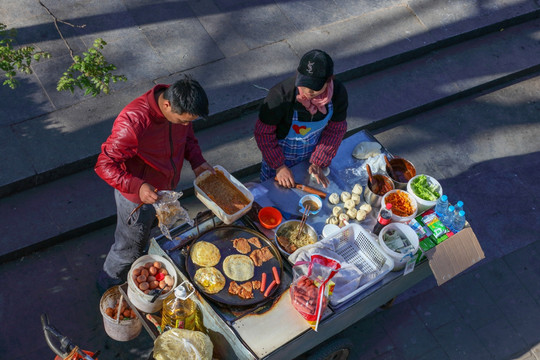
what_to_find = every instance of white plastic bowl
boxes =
[378,223,419,271]
[381,189,418,223]
[407,174,443,214]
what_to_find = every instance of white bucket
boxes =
[100,286,142,341]
[127,254,178,313]
[378,223,419,271]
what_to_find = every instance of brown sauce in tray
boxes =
[197,170,250,215]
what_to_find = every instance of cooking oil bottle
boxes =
[161,281,197,331]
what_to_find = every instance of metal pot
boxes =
[275,220,318,255]
[363,174,395,209]
[386,158,416,190]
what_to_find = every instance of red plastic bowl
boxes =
[258,207,283,229]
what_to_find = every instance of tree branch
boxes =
[38,0,85,60]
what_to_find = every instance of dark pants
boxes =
[103,189,156,280]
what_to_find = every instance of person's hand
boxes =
[275,165,295,188]
[193,162,215,177]
[139,183,159,204]
[309,163,329,188]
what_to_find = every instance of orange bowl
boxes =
[258,207,282,229]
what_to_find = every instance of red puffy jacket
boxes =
[95,84,206,204]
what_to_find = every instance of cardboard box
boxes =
[425,226,484,285]
[410,210,485,286]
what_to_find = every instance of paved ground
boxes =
[1,0,540,359]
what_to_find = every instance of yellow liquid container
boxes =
[161,281,197,331]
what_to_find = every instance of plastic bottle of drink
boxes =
[452,210,466,233]
[434,195,448,217]
[373,203,393,235]
[161,281,197,331]
[441,205,455,229]
[454,200,464,216]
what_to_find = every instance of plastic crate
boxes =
[323,223,394,305]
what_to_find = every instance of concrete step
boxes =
[2,4,539,199]
[2,17,540,262]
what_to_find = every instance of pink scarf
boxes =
[296,79,334,115]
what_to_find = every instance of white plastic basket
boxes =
[323,223,394,305]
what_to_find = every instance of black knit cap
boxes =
[295,49,334,91]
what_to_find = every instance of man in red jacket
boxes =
[95,75,213,293]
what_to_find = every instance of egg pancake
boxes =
[191,241,221,267]
[223,255,254,282]
[194,267,226,294]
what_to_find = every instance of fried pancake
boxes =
[223,254,254,282]
[190,241,221,267]
[194,267,226,294]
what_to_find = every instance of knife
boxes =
[295,183,327,199]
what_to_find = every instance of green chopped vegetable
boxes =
[411,175,440,201]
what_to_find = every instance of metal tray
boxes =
[185,226,283,307]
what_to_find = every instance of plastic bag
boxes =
[288,238,363,305]
[352,141,381,159]
[153,328,213,360]
[153,190,193,240]
[290,254,341,331]
[361,153,387,174]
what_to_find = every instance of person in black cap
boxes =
[254,49,348,188]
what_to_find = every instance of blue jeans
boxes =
[103,189,156,280]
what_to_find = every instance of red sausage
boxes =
[261,273,267,293]
[272,266,280,285]
[264,280,277,297]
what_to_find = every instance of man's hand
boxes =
[275,165,295,188]
[139,183,159,204]
[309,163,329,188]
[193,162,215,177]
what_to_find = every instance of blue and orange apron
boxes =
[261,102,333,181]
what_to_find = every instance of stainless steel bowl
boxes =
[363,174,395,209]
[386,158,416,190]
[274,220,318,255]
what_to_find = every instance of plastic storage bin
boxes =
[321,223,394,305]
[194,165,254,225]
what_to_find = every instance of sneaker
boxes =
[97,270,123,296]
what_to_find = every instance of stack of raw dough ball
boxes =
[327,184,373,227]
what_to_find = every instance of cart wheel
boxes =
[305,337,353,360]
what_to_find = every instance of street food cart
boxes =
[121,130,434,359]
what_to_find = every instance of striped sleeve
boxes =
[254,119,285,169]
[310,120,347,168]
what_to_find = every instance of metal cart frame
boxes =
[122,130,433,359]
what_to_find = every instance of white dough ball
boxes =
[328,193,340,205]
[340,191,351,202]
[346,207,357,219]
[332,206,343,217]
[356,209,367,222]
[352,184,363,195]
[344,199,355,210]
[338,213,350,227]
[359,203,372,214]
[326,215,339,225]
[351,193,361,205]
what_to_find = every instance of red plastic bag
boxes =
[290,254,341,331]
